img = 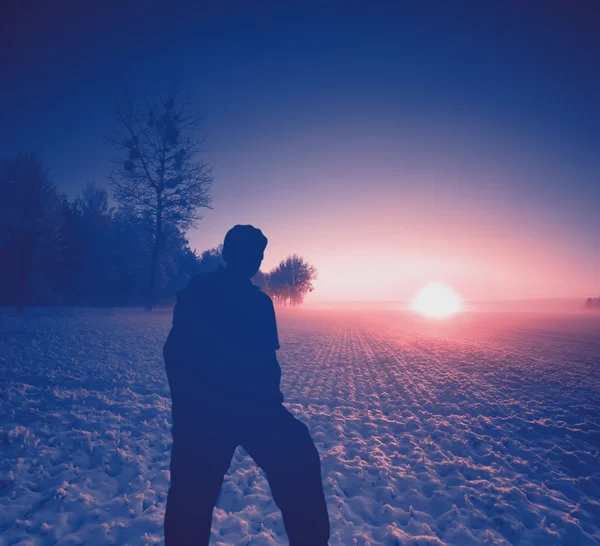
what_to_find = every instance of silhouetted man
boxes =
[163,225,330,545]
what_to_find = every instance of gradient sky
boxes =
[2,1,598,301]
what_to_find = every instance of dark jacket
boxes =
[164,268,283,410]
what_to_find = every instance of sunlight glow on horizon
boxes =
[412,283,462,318]
[189,156,600,302]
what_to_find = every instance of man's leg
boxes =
[164,418,236,545]
[241,405,330,546]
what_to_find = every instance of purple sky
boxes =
[1,1,598,300]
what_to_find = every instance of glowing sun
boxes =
[413,283,462,318]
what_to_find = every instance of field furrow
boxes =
[1,308,599,545]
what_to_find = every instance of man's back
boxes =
[164,266,283,410]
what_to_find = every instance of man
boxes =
[163,224,330,545]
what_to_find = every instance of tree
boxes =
[267,254,317,306]
[108,89,213,310]
[0,153,62,311]
[191,245,270,290]
[584,296,600,309]
[107,207,154,306]
[61,183,116,305]
[155,223,199,301]
[196,245,225,273]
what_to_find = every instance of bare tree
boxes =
[0,153,62,311]
[108,89,213,309]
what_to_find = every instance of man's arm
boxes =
[164,277,220,398]
[266,296,280,351]
[260,296,283,400]
[163,291,193,398]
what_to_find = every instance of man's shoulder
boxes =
[253,286,273,302]
[183,270,275,310]
[180,271,214,293]
[189,270,220,286]
[251,286,275,308]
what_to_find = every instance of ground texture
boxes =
[1,308,599,545]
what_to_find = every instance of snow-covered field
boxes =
[1,308,599,545]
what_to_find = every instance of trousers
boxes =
[164,401,330,545]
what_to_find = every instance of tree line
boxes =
[196,247,317,307]
[584,297,600,310]
[0,91,317,310]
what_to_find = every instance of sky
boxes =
[1,1,599,302]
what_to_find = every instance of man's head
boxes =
[222,224,268,278]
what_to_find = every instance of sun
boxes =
[412,282,462,318]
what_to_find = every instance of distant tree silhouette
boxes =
[36,182,201,307]
[196,245,225,273]
[107,207,156,305]
[584,296,600,309]
[156,222,201,301]
[0,160,317,309]
[0,153,62,311]
[267,254,317,306]
[93,206,198,306]
[108,89,213,310]
[186,248,317,306]
[59,183,115,304]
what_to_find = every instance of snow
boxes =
[1,308,599,545]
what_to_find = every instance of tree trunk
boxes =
[146,201,162,311]
[17,234,27,313]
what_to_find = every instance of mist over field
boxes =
[305,298,593,314]
[1,308,598,545]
